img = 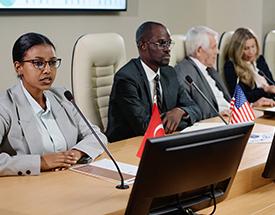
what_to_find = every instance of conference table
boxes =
[0,115,274,215]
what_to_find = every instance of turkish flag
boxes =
[136,103,165,158]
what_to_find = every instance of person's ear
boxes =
[14,61,23,77]
[141,42,147,50]
[196,46,204,57]
[138,41,147,51]
[197,46,203,54]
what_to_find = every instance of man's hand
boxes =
[162,108,185,133]
[220,109,230,117]
[252,97,275,107]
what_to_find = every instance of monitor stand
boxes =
[150,188,223,215]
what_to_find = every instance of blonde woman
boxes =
[224,28,275,106]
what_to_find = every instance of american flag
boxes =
[229,84,255,124]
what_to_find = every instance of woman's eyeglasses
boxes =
[22,58,61,71]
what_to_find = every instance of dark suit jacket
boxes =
[175,57,231,119]
[224,55,275,102]
[106,58,202,142]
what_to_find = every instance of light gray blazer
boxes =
[175,57,231,119]
[0,83,107,176]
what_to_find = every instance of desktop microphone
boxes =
[185,75,228,125]
[64,91,129,190]
[258,70,275,85]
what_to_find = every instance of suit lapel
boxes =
[159,68,168,111]
[9,83,44,154]
[133,59,153,109]
[46,91,76,149]
[186,57,219,108]
[207,67,231,102]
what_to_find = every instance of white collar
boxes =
[140,59,160,81]
[190,56,208,72]
[20,80,51,115]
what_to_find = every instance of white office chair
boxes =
[169,34,186,67]
[217,31,234,89]
[71,33,126,132]
[263,30,275,78]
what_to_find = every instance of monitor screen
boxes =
[262,132,275,179]
[0,0,127,11]
[125,122,254,215]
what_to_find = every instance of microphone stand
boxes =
[258,70,275,85]
[65,91,129,189]
[185,76,228,125]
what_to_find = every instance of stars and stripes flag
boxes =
[136,103,165,158]
[229,84,255,124]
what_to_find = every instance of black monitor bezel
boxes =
[0,0,127,12]
[262,132,275,178]
[125,122,254,215]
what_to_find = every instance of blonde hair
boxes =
[227,28,260,88]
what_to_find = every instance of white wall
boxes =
[0,0,206,91]
[206,0,263,41]
[0,0,274,91]
[263,0,275,37]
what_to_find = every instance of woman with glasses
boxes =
[0,32,107,176]
[224,28,275,106]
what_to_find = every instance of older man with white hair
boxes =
[175,26,231,119]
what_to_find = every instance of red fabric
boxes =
[136,103,165,158]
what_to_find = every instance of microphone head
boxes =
[185,75,193,84]
[64,90,74,102]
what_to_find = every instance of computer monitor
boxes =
[262,132,275,179]
[0,0,127,11]
[125,122,254,215]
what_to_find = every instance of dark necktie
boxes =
[206,67,219,88]
[206,67,222,93]
[206,67,213,76]
[206,67,221,110]
[154,74,162,112]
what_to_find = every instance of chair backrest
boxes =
[217,31,234,88]
[263,30,275,78]
[169,34,186,67]
[71,33,126,132]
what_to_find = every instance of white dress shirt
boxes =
[141,60,163,103]
[249,62,269,88]
[190,57,230,112]
[21,81,67,153]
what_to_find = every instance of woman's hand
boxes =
[41,150,81,171]
[263,85,275,94]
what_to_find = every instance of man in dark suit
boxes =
[175,26,231,120]
[106,21,202,142]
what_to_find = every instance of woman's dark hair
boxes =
[12,32,55,63]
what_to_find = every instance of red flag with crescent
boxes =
[136,103,165,158]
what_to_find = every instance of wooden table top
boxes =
[0,116,274,215]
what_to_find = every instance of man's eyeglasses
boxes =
[22,58,62,71]
[147,40,175,49]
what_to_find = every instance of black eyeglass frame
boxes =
[21,58,62,71]
[147,40,175,49]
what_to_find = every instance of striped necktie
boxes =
[154,74,162,112]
